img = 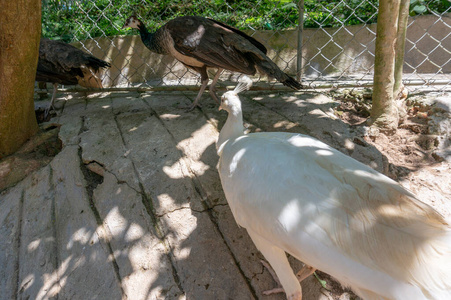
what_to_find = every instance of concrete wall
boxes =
[78,13,451,87]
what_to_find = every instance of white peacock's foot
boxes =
[260,260,316,296]
[296,265,316,282]
[287,290,302,300]
[262,287,285,296]
[261,260,281,285]
[261,259,285,295]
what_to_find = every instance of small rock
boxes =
[433,96,451,113]
[339,292,353,300]
[433,147,451,163]
[86,162,105,177]
[363,125,380,137]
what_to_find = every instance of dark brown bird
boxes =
[123,15,302,109]
[36,38,111,115]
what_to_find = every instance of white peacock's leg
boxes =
[247,230,302,300]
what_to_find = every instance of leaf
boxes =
[413,4,427,14]
[281,3,297,10]
[313,272,329,290]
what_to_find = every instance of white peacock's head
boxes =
[219,75,252,112]
[219,92,241,113]
[123,16,141,29]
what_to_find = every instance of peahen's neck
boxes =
[217,108,245,155]
[138,23,165,54]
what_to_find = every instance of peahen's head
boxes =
[219,76,253,114]
[122,16,142,30]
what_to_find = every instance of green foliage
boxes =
[304,0,379,28]
[41,0,451,42]
[409,0,450,16]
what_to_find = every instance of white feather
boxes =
[233,75,253,94]
[217,91,451,300]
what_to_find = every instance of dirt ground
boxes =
[332,89,451,221]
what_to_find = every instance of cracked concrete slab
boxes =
[51,146,123,299]
[161,208,254,299]
[80,98,141,192]
[93,172,183,300]
[9,89,449,300]
[142,94,226,207]
[114,107,198,214]
[56,97,86,146]
[111,95,149,115]
[17,166,57,300]
[0,182,22,300]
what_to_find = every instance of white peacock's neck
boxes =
[217,109,245,156]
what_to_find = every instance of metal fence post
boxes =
[297,0,304,82]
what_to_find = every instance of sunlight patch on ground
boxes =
[27,239,41,252]
[176,123,217,159]
[105,207,128,237]
[161,113,181,119]
[68,228,92,249]
[125,223,145,242]
[162,163,187,179]
[115,186,122,195]
[282,96,299,102]
[273,120,297,130]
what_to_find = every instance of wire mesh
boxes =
[40,0,451,93]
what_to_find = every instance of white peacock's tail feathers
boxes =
[233,75,253,94]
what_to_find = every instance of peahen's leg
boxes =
[188,66,210,110]
[208,68,223,104]
[247,230,302,300]
[189,67,223,110]
[45,83,58,117]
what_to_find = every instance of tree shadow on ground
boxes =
[2,88,449,300]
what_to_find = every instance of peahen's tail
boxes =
[86,56,111,71]
[255,56,302,90]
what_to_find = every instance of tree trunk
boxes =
[0,0,41,159]
[393,0,410,96]
[371,0,401,133]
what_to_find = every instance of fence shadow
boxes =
[5,88,449,300]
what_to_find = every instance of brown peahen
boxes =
[123,15,302,109]
[36,38,111,115]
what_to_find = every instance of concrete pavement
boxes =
[2,89,447,300]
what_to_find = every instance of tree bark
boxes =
[371,0,401,133]
[0,0,41,158]
[393,0,410,96]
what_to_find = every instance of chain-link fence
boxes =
[41,0,451,93]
